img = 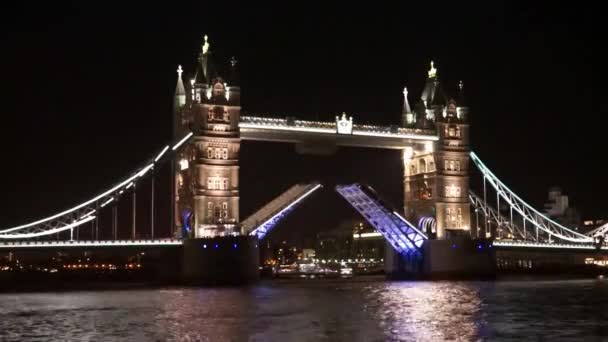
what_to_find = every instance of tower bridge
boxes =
[1,36,605,283]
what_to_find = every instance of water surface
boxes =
[0,277,606,341]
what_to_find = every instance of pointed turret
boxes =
[174,65,186,112]
[402,87,415,127]
[420,60,447,121]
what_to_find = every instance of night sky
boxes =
[0,3,600,241]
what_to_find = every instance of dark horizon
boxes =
[0,3,601,234]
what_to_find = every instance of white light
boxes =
[0,216,96,239]
[119,190,124,195]
[100,197,114,208]
[179,159,189,171]
[138,163,154,177]
[353,232,382,239]
[0,143,175,234]
[0,239,183,248]
[172,132,193,151]
[352,130,439,141]
[493,241,606,250]
[79,210,96,219]
[154,145,170,162]
[470,152,593,243]
[126,182,134,189]
[250,184,323,237]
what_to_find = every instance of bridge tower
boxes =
[402,62,471,239]
[180,36,242,238]
[174,36,257,284]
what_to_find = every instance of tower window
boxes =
[207,147,213,159]
[222,148,228,160]
[214,148,221,159]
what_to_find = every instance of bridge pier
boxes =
[181,235,259,285]
[385,237,496,279]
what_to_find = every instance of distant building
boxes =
[582,219,608,234]
[315,220,384,261]
[543,186,581,230]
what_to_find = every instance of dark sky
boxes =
[0,3,601,240]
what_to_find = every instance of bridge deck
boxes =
[0,239,183,249]
[239,116,437,149]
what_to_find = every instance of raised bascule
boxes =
[0,36,606,283]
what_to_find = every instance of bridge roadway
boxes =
[1,239,606,253]
[239,116,438,149]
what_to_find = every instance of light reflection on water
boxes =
[0,278,606,341]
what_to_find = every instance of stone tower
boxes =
[174,35,242,238]
[402,62,471,239]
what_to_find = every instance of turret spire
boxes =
[402,87,415,126]
[428,60,437,78]
[174,65,186,109]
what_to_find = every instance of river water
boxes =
[0,277,606,341]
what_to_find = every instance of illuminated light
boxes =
[0,239,183,248]
[172,132,194,151]
[478,244,482,249]
[351,131,439,141]
[214,244,219,249]
[100,197,114,208]
[119,190,124,195]
[154,145,170,162]
[179,158,189,171]
[138,163,154,177]
[233,243,237,249]
[0,143,176,235]
[452,244,457,249]
[353,232,382,239]
[428,60,437,78]
[492,241,606,250]
[126,182,134,189]
[250,183,323,239]
[393,211,428,239]
[80,210,96,219]
[336,113,354,134]
[203,244,207,249]
[239,120,439,141]
[0,215,97,240]
[470,152,593,243]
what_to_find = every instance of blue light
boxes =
[233,243,237,249]
[489,244,492,248]
[452,244,457,249]
[203,244,207,249]
[214,244,219,249]
[478,244,483,250]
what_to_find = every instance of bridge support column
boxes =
[386,237,496,279]
[181,235,259,285]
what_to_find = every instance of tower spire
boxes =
[402,87,414,126]
[174,65,186,109]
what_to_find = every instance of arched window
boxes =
[418,159,427,173]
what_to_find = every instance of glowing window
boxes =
[222,148,228,160]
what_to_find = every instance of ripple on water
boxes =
[0,278,605,341]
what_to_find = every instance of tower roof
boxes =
[175,65,186,96]
[402,87,412,114]
[420,60,447,108]
[194,35,218,85]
